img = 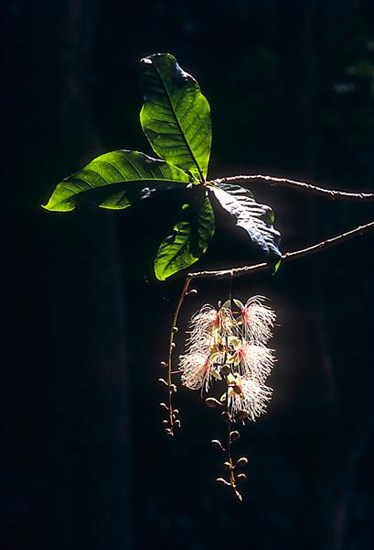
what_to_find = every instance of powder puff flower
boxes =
[180,352,214,391]
[226,373,272,421]
[239,296,276,344]
[187,304,238,353]
[231,342,275,381]
[189,305,220,336]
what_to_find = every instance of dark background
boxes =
[2,1,374,549]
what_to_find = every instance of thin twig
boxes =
[188,220,374,280]
[209,175,374,201]
[165,276,192,434]
[223,340,234,496]
[223,356,242,502]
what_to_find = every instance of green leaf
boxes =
[140,53,212,182]
[273,259,282,274]
[154,194,215,280]
[208,182,281,261]
[42,150,193,212]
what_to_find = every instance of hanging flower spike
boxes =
[240,296,276,344]
[178,295,278,500]
[231,342,275,382]
[227,373,273,421]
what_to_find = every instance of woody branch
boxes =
[209,175,374,201]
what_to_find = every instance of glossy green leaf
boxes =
[140,53,212,182]
[42,150,193,212]
[208,183,281,261]
[154,195,215,280]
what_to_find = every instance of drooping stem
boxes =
[165,276,192,435]
[224,381,242,501]
[188,220,374,280]
[217,332,243,501]
[223,340,232,484]
[209,175,374,201]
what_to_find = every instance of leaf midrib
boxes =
[153,63,205,183]
[47,178,188,209]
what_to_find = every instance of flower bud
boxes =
[216,477,231,487]
[230,430,240,441]
[210,439,225,451]
[205,397,223,409]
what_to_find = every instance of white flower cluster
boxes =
[179,297,276,421]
